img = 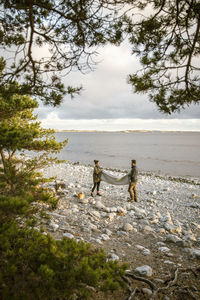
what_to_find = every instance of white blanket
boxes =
[101,171,129,185]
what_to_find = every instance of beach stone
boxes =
[110,207,117,213]
[176,240,191,248]
[142,249,150,256]
[108,213,116,221]
[103,207,111,213]
[164,260,175,265]
[142,225,154,233]
[156,241,166,247]
[92,211,101,218]
[117,206,126,214]
[88,223,98,232]
[165,234,181,243]
[109,253,119,261]
[142,288,152,296]
[117,230,128,236]
[139,219,150,226]
[101,234,110,241]
[184,234,196,242]
[160,213,172,224]
[49,222,59,232]
[134,207,147,218]
[164,223,181,233]
[158,247,170,253]
[184,248,200,259]
[123,223,134,232]
[135,245,145,250]
[103,228,112,236]
[79,198,88,204]
[63,232,74,239]
[135,265,153,277]
[95,201,105,210]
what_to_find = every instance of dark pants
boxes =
[128,182,137,201]
[91,181,100,193]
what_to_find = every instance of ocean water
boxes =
[54,131,200,178]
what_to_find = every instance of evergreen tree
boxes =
[0,65,68,197]
[127,0,200,113]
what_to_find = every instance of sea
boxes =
[54,131,200,178]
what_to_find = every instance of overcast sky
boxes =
[37,42,200,131]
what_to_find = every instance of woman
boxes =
[91,160,102,197]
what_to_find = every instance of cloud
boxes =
[36,42,200,127]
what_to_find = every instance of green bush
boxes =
[0,222,127,300]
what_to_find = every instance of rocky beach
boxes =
[34,162,200,299]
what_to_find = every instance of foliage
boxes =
[0,70,68,198]
[127,0,200,113]
[0,221,127,300]
[0,0,126,105]
[0,1,199,112]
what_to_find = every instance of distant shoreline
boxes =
[55,129,200,133]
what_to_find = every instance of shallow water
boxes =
[54,131,200,178]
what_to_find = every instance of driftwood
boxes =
[122,266,200,300]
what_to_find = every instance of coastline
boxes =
[62,160,200,185]
[31,160,200,296]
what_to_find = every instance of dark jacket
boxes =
[93,166,102,183]
[129,166,138,182]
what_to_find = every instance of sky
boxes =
[37,43,200,131]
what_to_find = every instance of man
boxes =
[128,160,138,202]
[91,160,102,197]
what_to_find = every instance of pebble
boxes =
[63,232,74,239]
[38,162,200,266]
[135,265,153,277]
[108,253,119,261]
[158,247,171,253]
[142,288,152,296]
[123,223,134,232]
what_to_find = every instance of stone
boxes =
[142,249,150,256]
[190,248,200,259]
[63,232,74,239]
[103,228,112,236]
[135,265,153,277]
[176,240,191,248]
[95,201,105,210]
[123,223,134,232]
[109,253,119,261]
[160,213,172,224]
[117,230,128,236]
[164,223,181,234]
[101,234,110,241]
[166,234,181,243]
[79,198,88,204]
[91,211,101,218]
[117,206,126,214]
[88,223,98,232]
[142,288,152,296]
[156,241,166,246]
[108,213,116,221]
[158,247,170,253]
[49,222,59,232]
[103,207,111,213]
[164,260,175,265]
[135,245,145,250]
[184,234,196,242]
[142,225,154,233]
[110,207,117,213]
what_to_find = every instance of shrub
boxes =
[0,222,127,300]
